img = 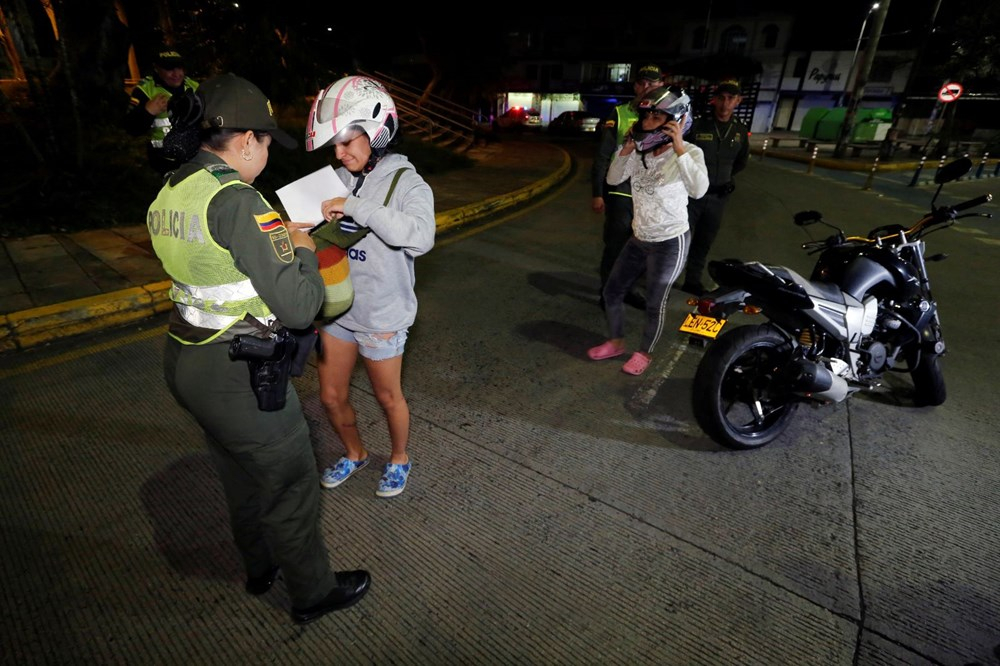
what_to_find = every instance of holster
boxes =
[246,356,291,412]
[229,326,319,412]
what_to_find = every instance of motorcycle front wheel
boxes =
[905,323,947,407]
[692,324,799,450]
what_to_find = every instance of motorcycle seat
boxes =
[774,266,846,305]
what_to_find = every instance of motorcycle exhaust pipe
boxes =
[789,359,849,402]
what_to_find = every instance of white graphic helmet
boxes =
[305,76,398,153]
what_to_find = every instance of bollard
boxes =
[806,145,819,174]
[995,157,1000,178]
[863,157,879,190]
[760,138,768,161]
[976,153,988,179]
[908,155,926,187]
[934,154,946,178]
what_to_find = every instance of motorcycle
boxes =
[679,157,992,450]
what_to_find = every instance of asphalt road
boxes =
[2,139,999,665]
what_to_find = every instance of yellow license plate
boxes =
[679,313,726,339]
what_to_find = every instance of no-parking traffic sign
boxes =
[938,82,963,103]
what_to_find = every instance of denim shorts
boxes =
[322,321,408,361]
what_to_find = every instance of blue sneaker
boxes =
[320,456,369,489]
[375,462,412,498]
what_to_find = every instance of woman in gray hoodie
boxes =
[305,75,436,498]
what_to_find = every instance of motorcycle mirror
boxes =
[935,157,973,185]
[793,210,822,226]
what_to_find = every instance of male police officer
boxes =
[590,64,664,310]
[681,79,750,296]
[125,48,199,175]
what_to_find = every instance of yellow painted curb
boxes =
[0,314,15,353]
[436,148,572,233]
[4,284,167,350]
[752,146,926,173]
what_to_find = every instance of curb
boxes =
[0,147,573,352]
[751,147,922,172]
[435,147,571,233]
[0,282,173,353]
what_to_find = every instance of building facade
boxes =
[491,13,932,138]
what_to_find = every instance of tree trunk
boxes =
[0,83,44,164]
[5,0,59,161]
[50,1,84,169]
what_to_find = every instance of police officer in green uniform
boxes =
[681,79,750,296]
[147,73,370,625]
[125,49,199,175]
[590,64,664,310]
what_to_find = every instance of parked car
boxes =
[548,111,601,135]
[494,107,542,132]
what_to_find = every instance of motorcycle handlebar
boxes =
[802,193,991,251]
[949,193,993,214]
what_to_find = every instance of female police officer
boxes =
[147,73,369,625]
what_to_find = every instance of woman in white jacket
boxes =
[587,86,709,376]
[305,76,436,497]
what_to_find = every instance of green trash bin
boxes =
[813,107,893,142]
[799,108,830,140]
[851,120,893,142]
[815,108,847,141]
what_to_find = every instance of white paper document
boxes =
[275,165,350,228]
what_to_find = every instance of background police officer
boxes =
[125,48,199,176]
[590,64,664,310]
[681,79,750,296]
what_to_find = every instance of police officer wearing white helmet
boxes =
[305,76,436,499]
[587,86,709,376]
[148,72,370,625]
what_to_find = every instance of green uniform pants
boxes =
[164,337,336,607]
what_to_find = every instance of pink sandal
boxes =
[587,341,626,361]
[621,351,651,376]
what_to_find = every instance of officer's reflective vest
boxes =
[135,76,199,148]
[606,102,640,199]
[615,102,639,147]
[148,167,275,343]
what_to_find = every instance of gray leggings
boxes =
[602,231,690,354]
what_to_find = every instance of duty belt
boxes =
[705,182,735,196]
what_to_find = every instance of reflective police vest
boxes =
[135,76,199,148]
[606,102,640,199]
[148,166,275,342]
[615,102,639,147]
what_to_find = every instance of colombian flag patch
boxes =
[255,211,284,233]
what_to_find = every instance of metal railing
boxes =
[358,69,479,153]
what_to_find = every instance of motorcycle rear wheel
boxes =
[692,324,799,450]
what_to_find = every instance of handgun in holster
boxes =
[228,327,319,411]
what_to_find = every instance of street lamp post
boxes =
[840,2,880,107]
[834,0,891,159]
